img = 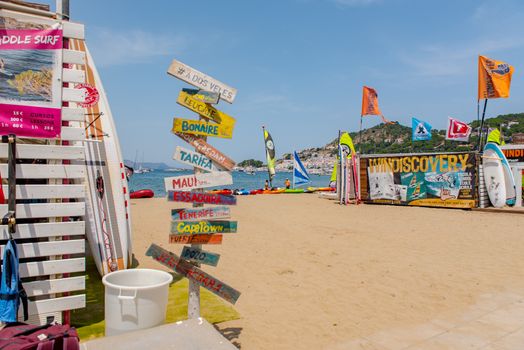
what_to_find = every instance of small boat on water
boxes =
[130,189,154,199]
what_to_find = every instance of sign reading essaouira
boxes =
[177,90,236,128]
[173,146,224,172]
[171,220,238,235]
[182,88,220,105]
[164,171,232,191]
[167,59,237,104]
[172,118,233,139]
[172,206,231,221]
[176,132,236,170]
[168,190,237,206]
[181,246,220,267]
[169,234,223,245]
[147,244,241,304]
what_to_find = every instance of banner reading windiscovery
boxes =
[361,152,477,208]
[0,10,63,138]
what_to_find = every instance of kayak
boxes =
[233,189,250,195]
[307,186,336,192]
[262,189,285,194]
[130,189,154,199]
[283,189,305,194]
[250,189,263,195]
[209,189,233,195]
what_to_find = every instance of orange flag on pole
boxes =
[361,86,382,116]
[478,55,514,100]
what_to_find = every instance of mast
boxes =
[262,125,272,188]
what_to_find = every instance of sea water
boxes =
[128,170,331,197]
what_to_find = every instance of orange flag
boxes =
[361,86,382,116]
[478,55,514,100]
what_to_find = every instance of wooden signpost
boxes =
[181,246,220,267]
[172,207,231,221]
[175,132,236,171]
[177,90,236,128]
[169,234,223,245]
[172,146,224,172]
[146,243,241,304]
[172,118,233,139]
[168,59,237,104]
[167,191,237,205]
[164,172,233,191]
[171,220,238,235]
[182,88,220,105]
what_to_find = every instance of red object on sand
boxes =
[130,189,154,199]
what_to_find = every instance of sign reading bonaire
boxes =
[177,90,236,128]
[173,146,224,172]
[176,132,236,170]
[172,118,233,139]
[164,171,232,192]
[168,59,237,104]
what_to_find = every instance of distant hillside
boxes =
[124,160,170,170]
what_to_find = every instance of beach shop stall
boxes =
[359,152,478,209]
[500,145,524,207]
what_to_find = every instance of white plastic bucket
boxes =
[102,268,173,336]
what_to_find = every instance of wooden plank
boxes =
[62,21,85,40]
[19,258,85,278]
[63,49,86,65]
[0,202,85,218]
[177,90,236,127]
[171,220,237,234]
[2,184,85,200]
[0,164,85,179]
[169,234,222,245]
[181,246,220,267]
[21,295,85,318]
[164,172,233,192]
[61,126,85,141]
[171,207,231,221]
[147,244,240,304]
[182,88,220,104]
[168,191,236,206]
[0,239,84,259]
[167,59,237,104]
[62,107,85,122]
[0,144,84,160]
[24,276,85,297]
[172,118,233,139]
[0,221,85,240]
[63,87,86,103]
[62,68,85,83]
[175,133,236,170]
[173,146,224,172]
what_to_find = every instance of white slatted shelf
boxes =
[19,258,85,279]
[63,87,86,103]
[63,49,86,65]
[62,107,85,122]
[62,68,85,84]
[61,126,85,141]
[24,276,85,298]
[62,22,85,40]
[0,240,84,259]
[0,144,85,160]
[0,203,85,218]
[20,295,86,318]
[0,164,85,179]
[0,221,85,240]
[2,185,86,199]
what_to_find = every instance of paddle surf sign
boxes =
[168,190,237,205]
[172,118,233,139]
[171,220,238,234]
[147,243,241,304]
[177,90,236,128]
[172,206,231,221]
[181,246,220,267]
[173,146,223,172]
[182,88,220,104]
[176,132,236,170]
[164,172,232,192]
[169,234,222,245]
[167,59,237,104]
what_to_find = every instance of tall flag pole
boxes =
[477,55,514,150]
[262,126,276,188]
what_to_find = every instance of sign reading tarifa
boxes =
[172,118,233,139]
[167,59,237,104]
[177,90,236,128]
[173,146,224,172]
[164,172,232,191]
[368,153,472,174]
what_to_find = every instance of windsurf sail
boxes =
[263,127,276,186]
[293,151,310,187]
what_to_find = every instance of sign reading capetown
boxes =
[0,10,63,138]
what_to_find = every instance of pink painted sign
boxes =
[0,30,62,50]
[0,104,61,138]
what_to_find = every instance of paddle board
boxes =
[485,143,516,206]
[482,146,507,208]
[70,39,132,276]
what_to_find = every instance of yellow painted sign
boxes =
[177,90,236,129]
[172,118,233,139]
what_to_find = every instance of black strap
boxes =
[18,281,28,321]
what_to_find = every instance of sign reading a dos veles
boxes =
[164,171,232,191]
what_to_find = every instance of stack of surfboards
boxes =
[482,142,516,208]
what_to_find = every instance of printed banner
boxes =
[501,146,524,163]
[446,117,471,142]
[0,11,63,138]
[361,152,477,208]
[478,55,514,100]
[361,86,382,116]
[412,117,432,141]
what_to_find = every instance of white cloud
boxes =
[87,28,187,67]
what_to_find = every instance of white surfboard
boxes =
[482,147,507,208]
[485,143,516,206]
[70,39,132,276]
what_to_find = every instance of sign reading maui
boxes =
[177,90,236,129]
[172,118,233,139]
[168,59,237,104]
[164,172,232,191]
[176,132,236,170]
[173,146,224,172]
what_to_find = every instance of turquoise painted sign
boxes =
[173,146,223,172]
[181,246,220,267]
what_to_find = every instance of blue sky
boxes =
[46,0,524,164]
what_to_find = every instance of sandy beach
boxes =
[131,195,524,349]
